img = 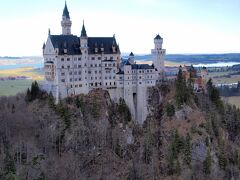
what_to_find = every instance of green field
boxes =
[0,80,34,96]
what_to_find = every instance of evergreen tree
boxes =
[203,149,212,174]
[184,133,192,166]
[166,103,175,117]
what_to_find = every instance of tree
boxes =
[166,103,175,117]
[184,133,192,166]
[175,67,191,108]
[203,149,211,174]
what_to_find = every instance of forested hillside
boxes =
[1,74,240,179]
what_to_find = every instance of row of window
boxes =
[119,81,153,85]
[60,56,115,62]
[67,82,117,88]
[61,63,116,69]
[127,70,153,74]
[61,69,116,76]
[61,75,116,82]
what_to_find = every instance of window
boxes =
[110,57,113,60]
[98,57,101,60]
[79,78,81,81]
[75,84,78,87]
[61,73,65,76]
[67,58,70,61]
[74,57,77,61]
[113,63,115,67]
[90,64,93,67]
[61,65,64,69]
[91,57,95,60]
[69,71,72,75]
[67,65,70,69]
[95,71,97,74]
[95,64,97,67]
[78,71,81,75]
[85,63,87,67]
[74,65,77,68]
[105,64,107,67]
[74,71,77,75]
[78,65,81,68]
[75,78,77,81]
[61,58,64,61]
[70,78,72,82]
[78,57,81,61]
[61,79,65,82]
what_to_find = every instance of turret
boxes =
[61,1,72,35]
[80,21,88,48]
[151,34,166,81]
[154,34,163,50]
[129,52,135,64]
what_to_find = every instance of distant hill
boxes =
[122,53,240,65]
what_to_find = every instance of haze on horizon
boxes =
[0,0,239,56]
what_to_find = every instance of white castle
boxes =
[42,2,166,124]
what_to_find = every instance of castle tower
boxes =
[129,52,135,64]
[80,21,88,48]
[151,34,165,80]
[61,2,72,35]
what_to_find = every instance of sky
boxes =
[0,0,239,56]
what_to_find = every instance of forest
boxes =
[1,70,240,179]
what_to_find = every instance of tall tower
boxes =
[61,2,72,35]
[151,34,165,80]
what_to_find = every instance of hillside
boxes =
[1,78,240,179]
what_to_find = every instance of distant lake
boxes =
[194,62,240,67]
[0,63,43,70]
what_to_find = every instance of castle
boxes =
[42,2,165,124]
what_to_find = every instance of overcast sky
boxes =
[0,0,239,56]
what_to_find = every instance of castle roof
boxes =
[63,2,70,19]
[49,35,120,55]
[131,64,154,70]
[154,34,162,40]
[81,22,87,37]
[129,52,134,56]
[50,35,81,55]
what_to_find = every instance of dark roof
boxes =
[116,70,124,75]
[88,37,120,54]
[81,23,87,37]
[63,2,70,19]
[125,60,131,65]
[154,34,162,40]
[131,64,154,70]
[50,35,81,55]
[49,35,120,55]
[42,42,46,49]
[129,52,134,56]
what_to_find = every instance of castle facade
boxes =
[42,2,166,124]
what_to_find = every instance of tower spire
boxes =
[61,1,72,35]
[81,20,87,37]
[63,1,70,19]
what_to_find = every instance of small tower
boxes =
[129,52,135,64]
[80,21,88,48]
[151,34,166,81]
[61,1,72,35]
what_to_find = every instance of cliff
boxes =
[0,80,240,180]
